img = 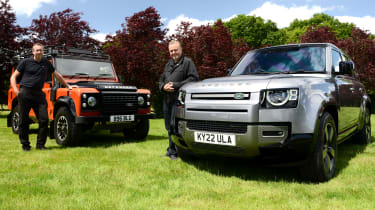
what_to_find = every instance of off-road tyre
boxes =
[11,105,21,134]
[54,107,81,146]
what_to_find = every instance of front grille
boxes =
[187,120,247,134]
[101,92,138,114]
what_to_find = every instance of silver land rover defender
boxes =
[172,43,372,182]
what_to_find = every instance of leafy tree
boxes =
[171,20,250,80]
[29,8,99,48]
[104,7,168,116]
[0,0,26,106]
[224,14,284,48]
[300,25,375,94]
[285,13,355,43]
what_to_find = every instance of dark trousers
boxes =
[163,100,177,155]
[18,87,49,147]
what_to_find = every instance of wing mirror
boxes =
[338,61,354,75]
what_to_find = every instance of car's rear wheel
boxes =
[354,108,371,144]
[54,107,81,146]
[11,105,20,134]
[300,112,337,182]
[123,119,149,140]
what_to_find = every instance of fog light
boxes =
[82,103,87,108]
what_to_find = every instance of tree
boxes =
[300,25,375,94]
[0,0,26,106]
[285,13,355,43]
[171,20,250,80]
[29,8,99,48]
[104,7,168,116]
[224,14,284,48]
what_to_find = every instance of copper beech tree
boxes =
[0,0,27,105]
[29,8,99,48]
[300,26,375,93]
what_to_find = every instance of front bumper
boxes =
[75,113,155,124]
[172,120,314,159]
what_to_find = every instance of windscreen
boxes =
[55,58,115,78]
[231,46,326,75]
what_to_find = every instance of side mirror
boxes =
[338,61,354,75]
[227,68,233,76]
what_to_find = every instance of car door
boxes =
[333,49,359,133]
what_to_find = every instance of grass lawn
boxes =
[0,110,375,209]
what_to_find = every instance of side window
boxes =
[332,50,342,73]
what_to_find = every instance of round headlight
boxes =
[87,96,97,107]
[138,96,145,105]
[266,90,289,106]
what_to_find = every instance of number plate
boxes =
[110,115,134,122]
[194,131,236,146]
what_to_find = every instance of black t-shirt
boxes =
[17,57,55,89]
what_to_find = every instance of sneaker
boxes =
[169,154,178,160]
[36,145,47,150]
[22,145,31,152]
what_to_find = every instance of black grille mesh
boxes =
[187,120,247,134]
[101,93,137,114]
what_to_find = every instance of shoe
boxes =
[169,154,178,160]
[22,145,31,152]
[36,145,47,150]
[165,152,171,157]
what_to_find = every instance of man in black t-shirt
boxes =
[10,43,72,151]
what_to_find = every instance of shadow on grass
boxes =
[71,132,166,148]
[180,137,373,183]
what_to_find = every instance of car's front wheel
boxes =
[54,107,81,146]
[300,112,337,182]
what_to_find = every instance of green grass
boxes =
[0,110,375,209]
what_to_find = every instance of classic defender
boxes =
[172,43,372,182]
[8,47,154,146]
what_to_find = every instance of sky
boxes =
[7,0,375,42]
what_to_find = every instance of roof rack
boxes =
[13,45,110,63]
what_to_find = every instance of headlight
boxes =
[178,90,186,105]
[261,88,298,108]
[87,96,97,107]
[138,96,145,106]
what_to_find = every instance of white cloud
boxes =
[9,0,56,16]
[248,2,331,28]
[166,14,214,36]
[91,33,113,43]
[336,15,375,34]
[166,2,332,35]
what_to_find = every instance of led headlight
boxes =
[262,88,298,108]
[178,90,186,105]
[87,96,97,107]
[138,96,145,106]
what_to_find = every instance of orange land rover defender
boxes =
[7,47,154,146]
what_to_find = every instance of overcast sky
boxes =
[8,0,375,42]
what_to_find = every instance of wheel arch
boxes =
[53,96,77,118]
